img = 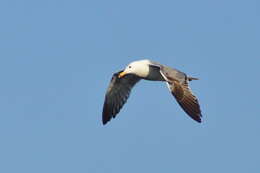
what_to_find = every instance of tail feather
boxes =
[188,77,199,81]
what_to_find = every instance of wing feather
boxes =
[171,81,202,122]
[159,66,202,123]
[102,71,141,125]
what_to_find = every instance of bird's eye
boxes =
[129,66,132,69]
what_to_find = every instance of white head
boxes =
[118,59,151,78]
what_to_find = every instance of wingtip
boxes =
[102,113,110,125]
[196,118,202,123]
[102,120,108,125]
[102,103,111,125]
[102,111,111,125]
[102,114,111,125]
[194,113,202,123]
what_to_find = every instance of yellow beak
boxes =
[118,71,127,78]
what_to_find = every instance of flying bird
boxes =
[102,59,202,125]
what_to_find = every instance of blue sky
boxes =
[0,0,259,172]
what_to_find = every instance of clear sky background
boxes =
[0,0,259,172]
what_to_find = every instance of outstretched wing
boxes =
[169,81,202,122]
[102,70,141,125]
[158,66,202,123]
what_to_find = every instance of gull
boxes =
[102,59,202,125]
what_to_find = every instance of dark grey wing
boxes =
[102,70,141,125]
[159,67,202,123]
[169,81,202,123]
